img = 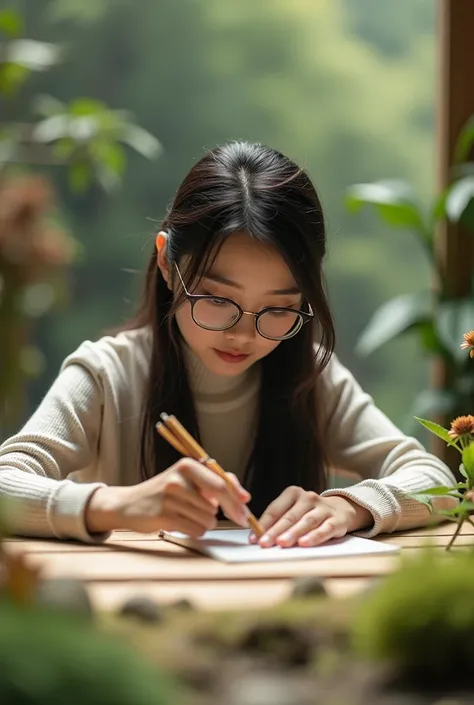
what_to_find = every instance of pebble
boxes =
[291,575,327,598]
[36,578,94,618]
[120,595,164,624]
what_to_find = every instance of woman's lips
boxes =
[213,349,250,364]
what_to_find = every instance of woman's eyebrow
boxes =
[204,273,300,295]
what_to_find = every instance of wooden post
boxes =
[433,0,474,465]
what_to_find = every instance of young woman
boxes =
[0,142,456,547]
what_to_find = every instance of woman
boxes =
[0,141,455,546]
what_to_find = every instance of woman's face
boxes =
[158,231,303,377]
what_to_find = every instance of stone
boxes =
[120,595,164,624]
[237,622,315,667]
[36,578,93,618]
[291,575,327,598]
[171,598,195,611]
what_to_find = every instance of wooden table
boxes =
[4,522,474,612]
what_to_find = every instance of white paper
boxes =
[163,529,400,563]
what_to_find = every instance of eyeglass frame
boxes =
[173,262,314,341]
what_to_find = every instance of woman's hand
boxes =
[249,486,373,548]
[85,458,250,536]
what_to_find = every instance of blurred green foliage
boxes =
[345,117,474,431]
[0,4,159,432]
[0,600,177,704]
[5,0,439,433]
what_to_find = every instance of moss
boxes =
[0,598,178,705]
[351,551,474,689]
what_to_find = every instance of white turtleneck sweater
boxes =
[0,327,456,542]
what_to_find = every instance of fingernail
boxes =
[299,535,311,546]
[248,532,256,543]
[278,532,292,544]
[259,534,273,547]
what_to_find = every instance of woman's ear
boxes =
[156,231,172,289]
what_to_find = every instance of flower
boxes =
[448,415,474,439]
[460,330,474,358]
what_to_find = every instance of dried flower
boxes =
[460,330,474,358]
[448,415,474,439]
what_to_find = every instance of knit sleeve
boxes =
[318,354,457,536]
[0,364,109,542]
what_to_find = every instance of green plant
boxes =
[345,115,474,425]
[409,331,474,549]
[0,599,178,704]
[0,7,160,432]
[352,551,474,690]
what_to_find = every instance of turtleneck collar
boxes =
[182,340,260,404]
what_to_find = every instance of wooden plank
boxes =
[14,548,400,581]
[378,534,474,548]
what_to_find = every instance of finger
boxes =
[297,519,346,547]
[226,473,251,503]
[181,460,248,526]
[256,486,302,537]
[275,508,330,547]
[162,495,218,536]
[160,512,211,538]
[219,495,249,528]
[259,497,312,547]
[167,475,219,515]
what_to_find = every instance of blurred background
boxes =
[0,0,452,438]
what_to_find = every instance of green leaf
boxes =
[445,176,474,229]
[121,124,162,160]
[91,141,126,175]
[0,62,29,96]
[431,188,448,223]
[345,180,427,235]
[356,293,431,356]
[454,116,474,163]
[33,93,66,117]
[68,161,92,193]
[414,486,462,496]
[410,494,433,512]
[461,444,474,483]
[414,417,453,445]
[459,464,469,480]
[6,39,62,70]
[438,501,474,517]
[0,9,23,37]
[435,298,474,362]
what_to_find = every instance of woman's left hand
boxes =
[249,486,373,548]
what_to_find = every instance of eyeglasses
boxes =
[174,263,313,341]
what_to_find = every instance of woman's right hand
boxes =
[84,458,251,536]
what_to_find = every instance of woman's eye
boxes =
[202,291,228,306]
[268,309,291,318]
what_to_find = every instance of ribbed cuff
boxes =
[322,482,401,538]
[48,481,111,543]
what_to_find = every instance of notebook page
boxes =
[163,529,400,563]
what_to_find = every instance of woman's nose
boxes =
[224,311,256,342]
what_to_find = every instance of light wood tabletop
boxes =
[4,521,474,612]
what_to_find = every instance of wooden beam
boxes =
[435,0,474,295]
[433,0,474,466]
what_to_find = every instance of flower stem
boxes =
[446,518,465,551]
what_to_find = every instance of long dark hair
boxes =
[125,141,335,517]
